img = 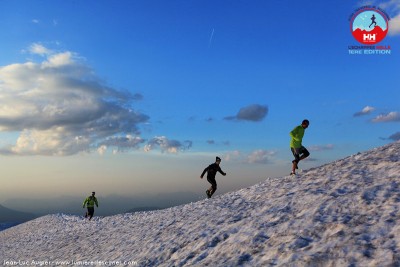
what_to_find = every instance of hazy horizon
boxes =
[1,191,210,217]
[3,141,398,217]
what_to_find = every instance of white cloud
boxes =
[362,0,400,35]
[0,45,149,155]
[379,0,400,13]
[99,135,145,153]
[29,43,53,56]
[223,150,241,162]
[377,0,400,35]
[309,144,334,152]
[372,111,400,122]
[247,150,276,164]
[97,145,107,155]
[222,149,276,164]
[144,136,192,154]
[389,14,400,35]
[354,106,375,117]
[43,52,74,67]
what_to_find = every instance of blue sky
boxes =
[0,0,399,207]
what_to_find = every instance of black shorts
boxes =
[291,146,310,162]
[207,176,217,190]
[87,207,95,216]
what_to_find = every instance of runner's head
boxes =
[301,119,309,129]
[216,157,221,164]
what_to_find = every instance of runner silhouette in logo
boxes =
[369,14,377,28]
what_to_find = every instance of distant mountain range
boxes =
[0,204,36,223]
[2,191,200,217]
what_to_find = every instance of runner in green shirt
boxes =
[83,192,98,220]
[290,119,310,175]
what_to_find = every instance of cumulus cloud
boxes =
[388,132,400,141]
[309,144,334,151]
[389,14,400,35]
[0,45,149,155]
[98,135,146,154]
[29,43,53,56]
[379,0,400,10]
[223,150,241,162]
[353,106,375,117]
[222,149,276,164]
[378,0,400,35]
[97,145,107,156]
[372,112,400,122]
[224,104,268,122]
[247,149,276,164]
[144,136,192,153]
[381,131,400,141]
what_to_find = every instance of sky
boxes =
[0,0,399,210]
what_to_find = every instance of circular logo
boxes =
[350,8,389,45]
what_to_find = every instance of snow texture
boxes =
[1,141,400,266]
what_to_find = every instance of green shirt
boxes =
[83,196,98,208]
[290,125,305,148]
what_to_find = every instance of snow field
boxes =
[1,141,399,266]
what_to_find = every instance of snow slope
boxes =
[1,142,400,266]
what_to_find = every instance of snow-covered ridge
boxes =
[1,142,400,266]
